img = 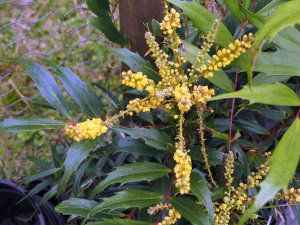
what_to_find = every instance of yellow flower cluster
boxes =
[126,96,163,113]
[214,155,272,225]
[64,118,108,142]
[145,31,181,87]
[192,85,215,106]
[122,70,154,93]
[148,203,181,225]
[276,187,300,203]
[173,147,192,194]
[174,85,192,112]
[248,163,270,188]
[160,8,181,35]
[193,33,254,80]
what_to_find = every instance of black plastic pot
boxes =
[0,180,64,225]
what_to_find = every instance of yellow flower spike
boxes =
[173,147,192,194]
[224,151,235,187]
[121,70,155,93]
[64,118,108,142]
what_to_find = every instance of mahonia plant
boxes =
[63,2,260,224]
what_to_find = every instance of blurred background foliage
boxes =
[0,0,122,179]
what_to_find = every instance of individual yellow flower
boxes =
[64,118,108,142]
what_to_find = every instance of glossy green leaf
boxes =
[253,73,291,85]
[256,0,285,16]
[57,139,97,196]
[190,172,214,218]
[17,59,70,117]
[112,127,173,151]
[90,162,171,198]
[56,198,123,219]
[224,0,243,21]
[90,190,163,215]
[51,64,102,117]
[87,0,128,47]
[190,146,224,166]
[86,0,110,16]
[86,219,151,225]
[23,167,61,184]
[98,138,164,155]
[168,0,234,47]
[255,51,300,76]
[170,197,210,225]
[234,119,270,135]
[56,198,97,217]
[248,0,300,83]
[110,48,160,82]
[240,6,300,77]
[239,118,300,224]
[0,119,65,133]
[181,41,233,92]
[210,83,300,106]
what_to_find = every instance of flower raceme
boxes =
[64,118,108,142]
[64,4,253,198]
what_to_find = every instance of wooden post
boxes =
[119,0,163,56]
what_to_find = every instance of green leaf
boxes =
[86,0,110,16]
[90,190,163,215]
[57,139,97,196]
[234,119,270,135]
[181,41,233,92]
[87,3,128,47]
[56,198,97,217]
[240,6,300,77]
[40,185,58,206]
[86,219,151,225]
[0,119,65,133]
[98,138,164,155]
[56,198,123,219]
[112,127,173,151]
[239,118,300,224]
[224,0,243,21]
[190,172,214,219]
[89,162,171,198]
[23,168,61,184]
[110,48,160,82]
[51,64,102,117]
[170,197,210,225]
[168,0,234,47]
[253,73,291,85]
[17,59,70,117]
[209,83,300,106]
[248,0,300,83]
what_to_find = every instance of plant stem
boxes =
[198,107,218,188]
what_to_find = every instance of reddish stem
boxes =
[227,24,245,153]
[154,173,175,225]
